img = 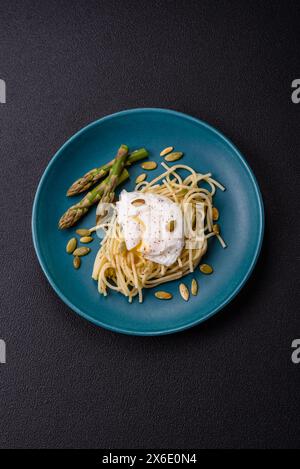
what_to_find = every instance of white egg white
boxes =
[116,190,184,266]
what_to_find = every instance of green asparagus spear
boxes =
[67,147,148,196]
[95,144,129,220]
[59,145,129,229]
[58,168,129,229]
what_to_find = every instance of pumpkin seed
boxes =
[135,173,147,184]
[199,263,213,274]
[80,236,93,243]
[212,207,219,221]
[213,224,220,235]
[76,228,91,236]
[141,161,157,170]
[166,220,175,232]
[191,278,198,296]
[106,267,115,277]
[177,188,188,197]
[155,291,173,300]
[73,247,91,257]
[118,241,127,254]
[160,146,174,157]
[164,151,183,162]
[131,198,145,206]
[66,237,77,254]
[179,283,189,301]
[73,256,81,269]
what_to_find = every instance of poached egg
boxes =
[116,190,184,266]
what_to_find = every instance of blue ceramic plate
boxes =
[32,108,264,335]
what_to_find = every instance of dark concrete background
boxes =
[0,0,299,448]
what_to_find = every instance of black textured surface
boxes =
[0,0,300,449]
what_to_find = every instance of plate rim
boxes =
[32,107,265,336]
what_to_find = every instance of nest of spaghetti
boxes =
[91,163,226,303]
